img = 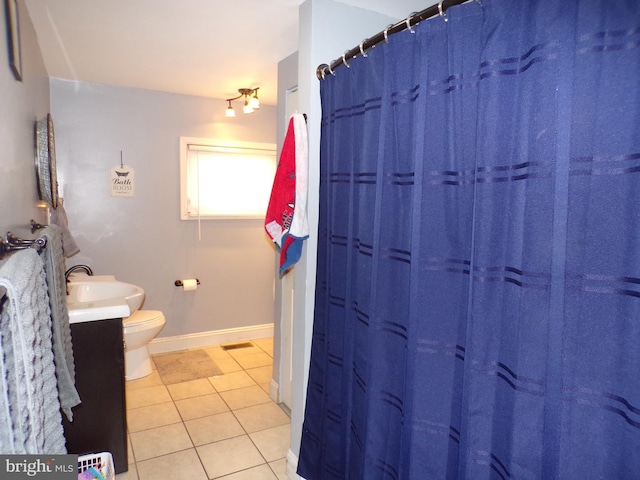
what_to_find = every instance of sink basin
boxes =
[67,275,145,324]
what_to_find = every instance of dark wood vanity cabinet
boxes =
[62,318,128,473]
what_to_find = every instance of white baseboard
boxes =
[149,323,274,354]
[269,379,280,403]
[287,450,304,480]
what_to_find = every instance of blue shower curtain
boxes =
[297,0,640,479]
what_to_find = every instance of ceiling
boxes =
[23,0,429,106]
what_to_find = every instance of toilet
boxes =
[123,310,166,380]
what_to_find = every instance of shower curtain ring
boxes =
[406,12,418,33]
[438,1,448,22]
[359,39,368,57]
[342,51,351,68]
[383,24,393,43]
[327,63,336,76]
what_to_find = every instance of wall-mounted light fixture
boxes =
[225,88,260,118]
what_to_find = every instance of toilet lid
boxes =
[124,310,164,326]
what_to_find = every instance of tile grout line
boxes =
[189,353,282,479]
[121,338,283,479]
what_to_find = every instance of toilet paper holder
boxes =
[174,279,200,286]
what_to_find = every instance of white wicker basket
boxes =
[77,452,115,480]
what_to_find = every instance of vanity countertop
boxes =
[67,298,130,324]
[67,275,134,323]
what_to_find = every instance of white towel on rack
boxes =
[0,249,66,454]
[41,225,81,421]
[288,113,309,243]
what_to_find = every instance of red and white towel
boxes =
[265,113,309,275]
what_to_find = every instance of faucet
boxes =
[65,265,94,282]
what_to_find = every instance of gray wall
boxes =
[49,80,278,338]
[0,0,50,239]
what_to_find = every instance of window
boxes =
[180,138,277,219]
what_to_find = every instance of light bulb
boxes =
[249,94,260,110]
[225,105,236,117]
[243,100,254,114]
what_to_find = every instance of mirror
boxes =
[35,113,59,209]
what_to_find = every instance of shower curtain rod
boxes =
[316,0,470,80]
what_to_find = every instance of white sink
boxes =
[67,275,145,324]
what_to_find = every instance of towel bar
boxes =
[0,234,47,260]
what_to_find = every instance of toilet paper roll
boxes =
[181,279,198,292]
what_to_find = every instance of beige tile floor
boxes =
[116,338,290,480]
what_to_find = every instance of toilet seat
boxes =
[124,310,164,327]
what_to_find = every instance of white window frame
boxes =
[179,137,277,220]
